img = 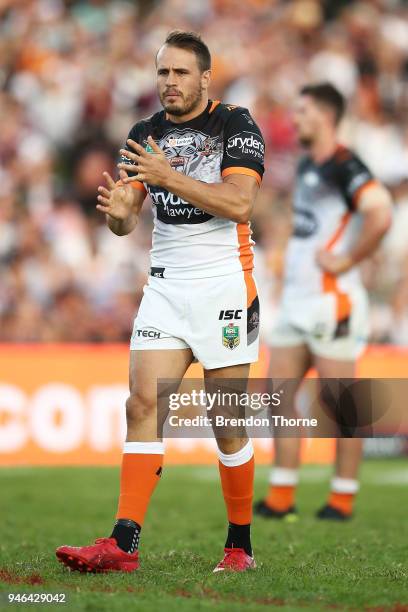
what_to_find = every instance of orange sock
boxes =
[218,442,254,524]
[265,485,296,512]
[116,442,164,526]
[265,467,298,511]
[328,492,355,515]
[328,478,359,515]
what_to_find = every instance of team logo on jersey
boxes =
[247,296,260,346]
[249,310,259,329]
[304,172,319,187]
[226,131,264,161]
[197,136,220,157]
[293,208,318,238]
[222,323,240,350]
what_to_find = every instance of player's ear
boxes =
[201,69,211,92]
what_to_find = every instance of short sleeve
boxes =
[221,108,265,185]
[119,123,147,193]
[340,153,377,208]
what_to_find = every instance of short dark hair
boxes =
[300,82,345,124]
[162,30,211,72]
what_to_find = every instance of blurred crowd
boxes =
[1,0,408,344]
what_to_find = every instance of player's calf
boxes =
[215,439,256,571]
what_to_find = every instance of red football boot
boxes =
[56,537,139,573]
[213,548,256,573]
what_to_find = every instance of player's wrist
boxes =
[344,253,356,270]
[159,166,177,190]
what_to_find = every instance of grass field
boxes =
[0,459,407,611]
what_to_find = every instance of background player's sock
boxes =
[328,477,359,515]
[265,467,299,511]
[218,440,254,557]
[113,441,164,552]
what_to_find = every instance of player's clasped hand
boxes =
[96,170,135,220]
[316,249,353,275]
[118,135,172,187]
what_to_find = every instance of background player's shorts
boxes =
[267,289,369,361]
[130,270,260,370]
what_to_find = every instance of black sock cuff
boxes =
[114,518,141,530]
[111,518,142,553]
[225,522,252,556]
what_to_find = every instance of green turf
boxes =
[0,460,407,611]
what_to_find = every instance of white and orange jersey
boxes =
[283,145,378,320]
[121,100,265,280]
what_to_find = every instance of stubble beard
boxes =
[161,84,204,118]
[298,135,314,148]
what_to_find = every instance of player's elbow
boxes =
[234,210,251,224]
[378,218,392,239]
[381,209,393,234]
[108,224,128,237]
[359,186,393,237]
[373,206,393,237]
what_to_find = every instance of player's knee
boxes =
[125,391,156,426]
[216,437,248,455]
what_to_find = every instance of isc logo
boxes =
[218,309,242,320]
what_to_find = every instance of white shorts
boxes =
[130,270,260,370]
[267,289,370,361]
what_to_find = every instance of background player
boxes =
[255,83,392,521]
[56,31,264,572]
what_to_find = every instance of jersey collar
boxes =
[164,99,215,130]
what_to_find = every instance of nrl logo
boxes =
[142,140,155,153]
[222,322,240,350]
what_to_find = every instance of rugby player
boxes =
[56,31,264,572]
[255,83,391,521]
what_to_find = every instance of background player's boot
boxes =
[316,504,352,521]
[317,481,357,520]
[213,548,256,572]
[56,537,140,572]
[254,499,298,520]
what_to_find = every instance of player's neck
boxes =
[310,134,338,165]
[166,96,209,124]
